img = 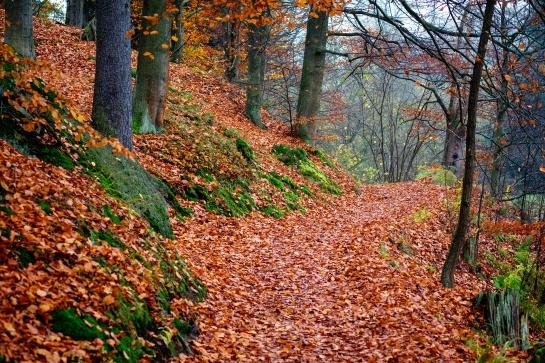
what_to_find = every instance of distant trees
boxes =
[4,0,36,60]
[92,0,133,150]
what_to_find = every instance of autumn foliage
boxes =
[0,11,543,363]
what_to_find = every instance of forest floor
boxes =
[177,182,488,362]
[0,15,537,362]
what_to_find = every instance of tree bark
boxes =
[295,9,329,145]
[66,0,84,28]
[245,13,269,129]
[4,0,36,60]
[443,95,465,177]
[222,8,241,82]
[170,0,184,64]
[441,0,496,288]
[92,0,133,150]
[132,0,173,134]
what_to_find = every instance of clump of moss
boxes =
[50,308,104,341]
[260,205,285,218]
[272,144,343,196]
[236,138,255,161]
[16,247,36,268]
[310,149,337,170]
[36,199,51,214]
[103,204,121,225]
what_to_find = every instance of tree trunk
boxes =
[441,0,496,288]
[245,14,269,129]
[66,0,84,28]
[490,102,507,197]
[222,7,241,82]
[92,0,133,150]
[295,9,329,145]
[443,95,465,177]
[170,0,184,64]
[132,0,173,134]
[4,0,36,60]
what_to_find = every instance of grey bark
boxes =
[443,96,465,178]
[5,0,36,60]
[92,0,133,150]
[441,0,496,288]
[295,9,329,145]
[132,0,172,134]
[245,13,269,129]
[66,0,84,28]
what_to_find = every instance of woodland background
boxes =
[0,0,544,362]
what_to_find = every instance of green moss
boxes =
[0,354,5,363]
[35,146,75,171]
[0,205,13,216]
[272,144,342,196]
[16,247,36,268]
[299,185,313,197]
[36,199,51,214]
[415,168,457,186]
[272,144,309,167]
[223,128,239,138]
[260,205,285,218]
[236,138,255,161]
[310,149,337,170]
[108,297,152,336]
[114,335,143,363]
[50,308,104,341]
[81,145,174,239]
[97,230,126,250]
[103,204,122,224]
[0,227,10,238]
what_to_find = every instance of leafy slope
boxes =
[0,15,535,363]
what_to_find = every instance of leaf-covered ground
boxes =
[177,182,486,362]
[0,15,536,362]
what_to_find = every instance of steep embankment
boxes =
[0,15,533,363]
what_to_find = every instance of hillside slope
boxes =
[0,15,535,363]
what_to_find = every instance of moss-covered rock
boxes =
[50,308,104,341]
[236,137,255,161]
[81,145,174,239]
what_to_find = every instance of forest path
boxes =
[176,182,480,362]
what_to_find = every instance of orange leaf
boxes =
[103,295,115,305]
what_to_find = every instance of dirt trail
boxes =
[176,182,482,362]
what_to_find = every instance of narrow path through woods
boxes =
[175,182,483,362]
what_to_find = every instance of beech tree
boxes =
[4,0,36,60]
[295,7,329,145]
[132,0,173,134]
[66,0,84,28]
[245,5,271,128]
[92,0,133,150]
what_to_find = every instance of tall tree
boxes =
[440,0,496,288]
[170,0,185,64]
[245,7,270,128]
[92,0,133,150]
[132,0,173,134]
[66,0,84,28]
[4,0,36,60]
[295,7,329,145]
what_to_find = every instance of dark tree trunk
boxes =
[170,0,184,64]
[295,9,329,145]
[443,97,465,177]
[132,0,173,134]
[245,12,269,129]
[441,0,496,288]
[92,0,133,150]
[5,0,35,60]
[222,7,241,82]
[66,0,84,28]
